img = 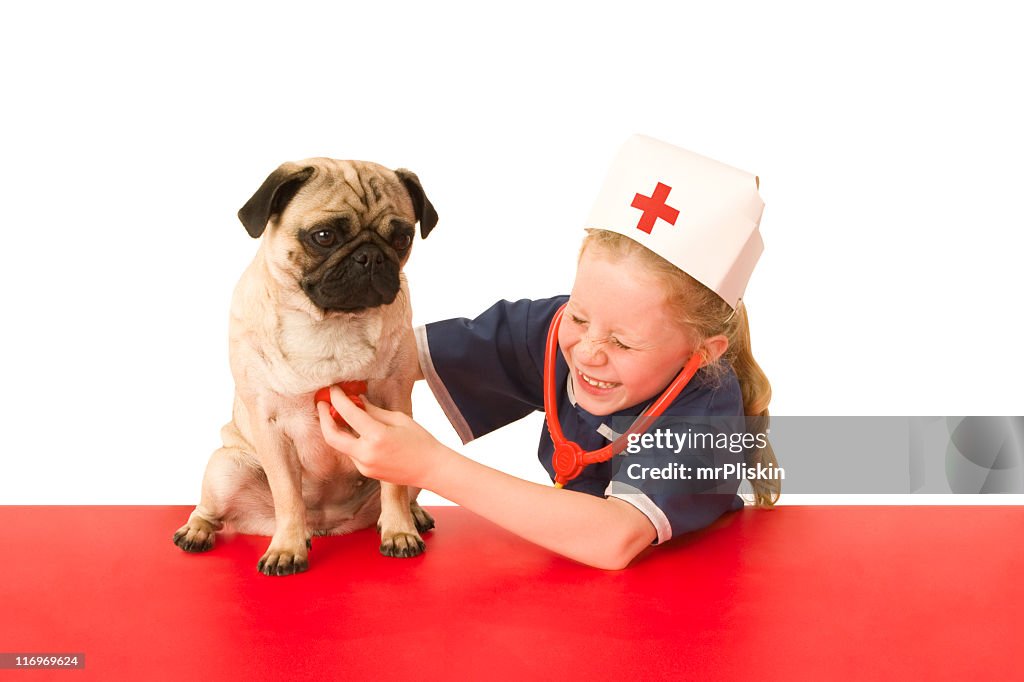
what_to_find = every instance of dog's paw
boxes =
[173,518,217,553]
[257,548,309,577]
[411,504,435,534]
[380,531,425,558]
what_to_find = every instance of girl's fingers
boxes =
[328,386,379,434]
[317,401,358,444]
[359,395,407,426]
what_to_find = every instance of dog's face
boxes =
[237,159,438,313]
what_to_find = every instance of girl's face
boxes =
[558,246,696,416]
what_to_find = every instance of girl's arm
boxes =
[318,389,656,570]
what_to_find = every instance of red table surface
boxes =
[1,505,1021,681]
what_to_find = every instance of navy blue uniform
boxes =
[415,296,745,544]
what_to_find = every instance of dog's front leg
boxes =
[250,408,309,576]
[378,482,425,557]
[370,376,434,558]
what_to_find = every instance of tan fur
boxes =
[173,159,433,575]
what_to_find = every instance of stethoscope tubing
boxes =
[543,303,704,486]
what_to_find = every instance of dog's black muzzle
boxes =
[303,243,401,312]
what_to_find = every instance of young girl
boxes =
[318,135,780,570]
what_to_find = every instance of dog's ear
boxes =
[394,168,438,239]
[238,164,316,238]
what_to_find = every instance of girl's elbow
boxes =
[586,529,649,571]
[589,504,658,570]
[592,554,633,571]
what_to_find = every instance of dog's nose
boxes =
[352,244,385,270]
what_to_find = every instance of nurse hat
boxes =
[584,135,764,310]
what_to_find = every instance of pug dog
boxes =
[173,158,438,576]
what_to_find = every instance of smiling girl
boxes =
[318,135,780,569]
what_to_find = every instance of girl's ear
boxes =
[700,335,730,365]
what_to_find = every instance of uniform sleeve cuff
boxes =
[415,324,476,445]
[605,481,672,545]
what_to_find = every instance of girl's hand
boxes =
[319,388,655,569]
[316,387,445,488]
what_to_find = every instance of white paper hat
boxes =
[584,135,764,309]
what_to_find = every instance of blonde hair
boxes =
[581,229,781,507]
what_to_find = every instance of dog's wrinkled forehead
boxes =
[285,159,414,231]
[238,157,438,241]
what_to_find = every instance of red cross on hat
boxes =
[631,182,679,234]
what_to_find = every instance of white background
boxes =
[1,2,1021,504]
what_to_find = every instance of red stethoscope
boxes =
[544,303,704,488]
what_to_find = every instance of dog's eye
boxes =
[391,234,412,251]
[312,230,336,248]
